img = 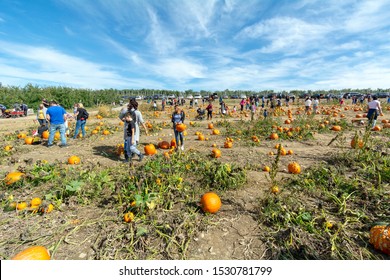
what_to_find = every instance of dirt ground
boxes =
[0,99,388,260]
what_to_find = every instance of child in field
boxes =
[124,112,144,162]
[263,109,268,119]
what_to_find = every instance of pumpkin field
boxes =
[1,98,389,260]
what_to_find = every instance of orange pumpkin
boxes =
[331,125,342,131]
[54,131,61,140]
[41,130,49,140]
[211,148,221,158]
[369,224,390,255]
[158,141,170,149]
[24,136,34,145]
[224,141,233,148]
[4,145,13,151]
[208,123,214,129]
[30,197,42,207]
[176,123,186,132]
[170,139,177,148]
[17,133,27,139]
[144,144,157,155]
[271,185,280,194]
[288,162,301,174]
[102,130,110,135]
[351,136,364,149]
[68,155,81,165]
[123,212,135,223]
[372,125,382,131]
[5,171,25,185]
[263,166,270,172]
[11,246,51,260]
[200,192,221,214]
[269,133,279,140]
[212,129,220,135]
[91,129,98,135]
[198,134,205,141]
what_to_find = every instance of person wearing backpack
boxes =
[73,103,88,139]
[171,105,185,151]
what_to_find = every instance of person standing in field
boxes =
[206,101,213,120]
[36,103,47,126]
[123,112,144,163]
[129,99,149,145]
[313,98,319,114]
[367,96,383,129]
[240,99,245,111]
[46,100,67,148]
[73,103,88,139]
[172,105,185,151]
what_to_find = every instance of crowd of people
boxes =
[20,92,385,165]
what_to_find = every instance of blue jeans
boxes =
[73,120,86,139]
[174,128,183,147]
[125,136,141,158]
[48,123,66,145]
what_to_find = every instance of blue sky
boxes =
[1,0,390,91]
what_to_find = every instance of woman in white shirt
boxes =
[366,96,382,128]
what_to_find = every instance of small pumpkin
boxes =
[212,129,220,135]
[211,148,221,158]
[372,125,382,131]
[41,131,49,139]
[200,192,221,214]
[176,123,187,132]
[5,171,25,185]
[198,134,205,141]
[11,246,51,260]
[269,133,279,140]
[40,203,54,213]
[170,139,177,148]
[102,130,110,135]
[123,212,135,223]
[288,162,301,174]
[351,135,364,149]
[144,144,157,155]
[208,123,214,129]
[369,224,390,255]
[54,131,61,140]
[224,141,233,148]
[16,202,28,211]
[17,133,27,139]
[30,197,42,207]
[68,155,81,165]
[331,125,342,131]
[263,166,270,172]
[271,185,280,194]
[24,136,34,145]
[4,145,13,151]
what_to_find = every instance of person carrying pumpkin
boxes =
[124,112,144,162]
[172,105,185,151]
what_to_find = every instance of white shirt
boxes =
[368,100,380,110]
[313,100,319,107]
[305,99,312,107]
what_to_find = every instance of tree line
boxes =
[1,83,388,110]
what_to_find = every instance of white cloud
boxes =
[151,58,206,81]
[0,41,162,89]
[238,17,331,54]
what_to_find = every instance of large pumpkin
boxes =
[68,155,81,165]
[144,144,157,155]
[288,162,301,174]
[176,123,187,132]
[5,171,25,185]
[369,224,390,255]
[158,141,170,149]
[11,246,51,260]
[200,192,222,214]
